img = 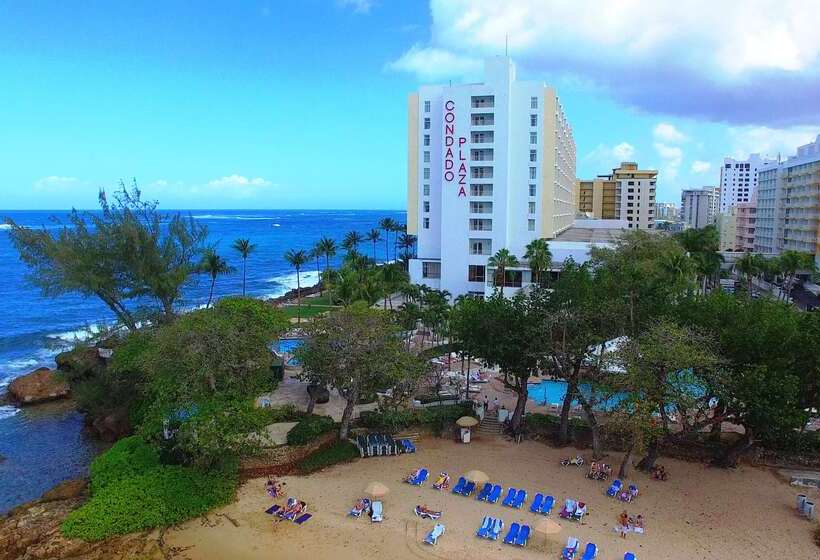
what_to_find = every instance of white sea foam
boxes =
[0,405,20,420]
[0,358,38,372]
[191,214,277,221]
[0,223,10,230]
[263,270,320,299]
[273,224,281,227]
[47,324,103,343]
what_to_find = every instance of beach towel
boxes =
[294,513,312,525]
[265,504,280,514]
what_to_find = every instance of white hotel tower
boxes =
[407,57,576,298]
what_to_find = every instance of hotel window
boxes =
[530,132,537,144]
[423,201,430,213]
[469,239,492,255]
[528,202,536,214]
[469,218,492,231]
[424,117,430,130]
[530,96,538,109]
[423,151,430,163]
[468,265,486,283]
[529,167,536,180]
[470,201,493,214]
[530,149,537,162]
[470,184,493,197]
[423,184,430,196]
[423,168,430,180]
[423,134,430,146]
[529,184,536,197]
[423,217,430,229]
[528,219,535,231]
[422,261,440,278]
[530,114,537,127]
[424,100,431,112]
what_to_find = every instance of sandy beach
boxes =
[165,436,819,560]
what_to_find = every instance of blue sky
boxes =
[1,0,818,210]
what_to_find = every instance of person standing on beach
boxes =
[492,396,499,412]
[483,394,489,412]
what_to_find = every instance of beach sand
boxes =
[165,436,819,560]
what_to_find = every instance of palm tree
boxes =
[231,238,256,296]
[310,242,324,296]
[661,251,695,295]
[487,248,519,296]
[284,249,309,322]
[379,217,397,261]
[392,223,406,261]
[198,249,235,308]
[365,228,382,261]
[316,236,337,271]
[735,252,762,295]
[342,230,364,253]
[397,233,416,270]
[524,238,553,287]
[778,250,816,302]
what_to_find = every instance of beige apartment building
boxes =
[575,162,658,229]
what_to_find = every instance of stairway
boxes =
[477,411,502,437]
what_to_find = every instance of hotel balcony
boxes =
[471,131,494,144]
[470,166,494,179]
[470,148,494,162]
[471,95,495,108]
[471,113,494,126]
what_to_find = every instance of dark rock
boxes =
[40,479,88,503]
[54,346,106,383]
[89,407,131,442]
[307,384,330,404]
[7,368,70,405]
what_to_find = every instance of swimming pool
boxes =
[276,338,304,366]
[527,379,628,411]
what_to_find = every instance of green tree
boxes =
[295,304,425,438]
[198,249,235,309]
[284,249,309,322]
[379,217,397,261]
[524,238,553,287]
[316,236,337,271]
[231,238,256,297]
[310,242,324,296]
[342,231,364,253]
[675,225,723,294]
[778,250,816,302]
[6,182,208,328]
[365,228,382,261]
[734,252,765,295]
[487,248,519,297]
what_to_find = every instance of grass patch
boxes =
[297,441,359,474]
[286,414,335,445]
[281,304,336,319]
[61,437,237,542]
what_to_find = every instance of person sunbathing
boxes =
[278,499,304,521]
[634,514,645,534]
[405,468,422,483]
[350,498,368,516]
[652,465,669,481]
[432,473,450,489]
[266,479,284,498]
[414,504,442,519]
[618,511,630,539]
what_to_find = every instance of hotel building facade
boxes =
[718,154,777,214]
[407,57,576,297]
[755,135,820,266]
[680,186,719,229]
[575,162,658,230]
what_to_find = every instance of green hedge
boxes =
[286,414,335,446]
[61,436,237,542]
[359,403,473,434]
[297,441,359,474]
[257,404,306,424]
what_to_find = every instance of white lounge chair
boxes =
[425,523,445,545]
[371,501,383,522]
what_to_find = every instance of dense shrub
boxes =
[258,404,305,424]
[359,403,473,434]
[286,414,335,446]
[89,436,159,493]
[61,436,237,542]
[297,441,359,474]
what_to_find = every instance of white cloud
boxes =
[142,175,277,201]
[691,160,712,173]
[583,142,635,168]
[654,142,683,180]
[207,175,272,189]
[386,45,482,81]
[32,176,84,193]
[338,0,375,14]
[612,142,635,160]
[395,0,820,125]
[653,123,687,144]
[727,125,818,159]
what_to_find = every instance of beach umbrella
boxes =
[456,416,479,427]
[364,481,390,499]
[533,518,562,548]
[464,470,489,484]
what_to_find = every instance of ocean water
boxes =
[0,208,405,513]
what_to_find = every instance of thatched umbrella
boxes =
[364,481,390,499]
[456,416,479,427]
[464,470,490,484]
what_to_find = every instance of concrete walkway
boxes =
[259,370,378,422]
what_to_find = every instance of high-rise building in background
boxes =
[717,208,738,251]
[655,202,679,222]
[755,135,820,265]
[680,186,718,229]
[575,162,657,229]
[407,56,576,297]
[734,199,757,252]
[719,154,777,214]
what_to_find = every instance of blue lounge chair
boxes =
[294,513,312,525]
[530,493,544,513]
[503,523,521,545]
[512,489,527,509]
[607,479,622,497]
[624,553,636,560]
[411,468,429,486]
[562,537,579,559]
[488,518,504,541]
[628,484,638,500]
[425,523,445,545]
[487,484,502,503]
[502,488,517,507]
[540,495,555,516]
[476,482,493,501]
[476,516,493,538]
[452,477,467,495]
[515,524,530,547]
[461,480,476,497]
[581,542,597,559]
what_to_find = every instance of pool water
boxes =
[276,338,304,366]
[527,379,628,411]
